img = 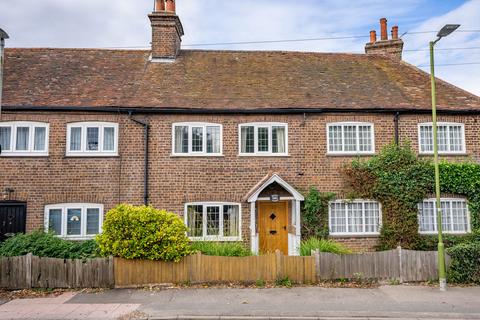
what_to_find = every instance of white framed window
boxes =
[327,122,375,155]
[185,202,241,241]
[0,122,49,156]
[44,203,104,240]
[172,123,222,156]
[329,200,381,236]
[418,198,471,234]
[66,122,118,157]
[239,123,288,156]
[418,122,465,154]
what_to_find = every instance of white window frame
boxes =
[418,122,466,155]
[44,203,104,240]
[66,122,119,157]
[171,122,223,156]
[326,122,375,155]
[184,202,242,241]
[328,199,382,236]
[418,198,471,235]
[238,122,289,156]
[0,121,49,157]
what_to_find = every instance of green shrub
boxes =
[299,237,351,256]
[0,231,99,259]
[275,276,292,287]
[191,242,252,257]
[446,242,480,284]
[96,204,192,262]
[302,187,335,239]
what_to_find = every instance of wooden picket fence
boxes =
[0,253,114,289]
[114,251,316,287]
[0,248,449,289]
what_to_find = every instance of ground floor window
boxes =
[185,203,241,241]
[418,198,470,234]
[329,200,381,236]
[44,204,103,240]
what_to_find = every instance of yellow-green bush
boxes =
[96,204,193,261]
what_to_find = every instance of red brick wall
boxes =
[1,111,478,251]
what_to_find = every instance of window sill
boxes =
[65,154,119,158]
[329,233,380,238]
[326,153,375,157]
[0,154,49,158]
[238,154,290,157]
[189,237,242,242]
[57,235,98,241]
[419,153,468,157]
[419,231,470,235]
[170,154,224,158]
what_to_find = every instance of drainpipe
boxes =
[129,112,150,206]
[0,28,9,117]
[394,112,400,145]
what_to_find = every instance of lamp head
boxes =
[437,24,460,38]
[0,28,9,40]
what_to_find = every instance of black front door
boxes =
[0,202,27,241]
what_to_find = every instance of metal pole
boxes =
[430,40,447,291]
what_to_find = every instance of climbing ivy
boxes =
[343,142,480,250]
[302,187,335,239]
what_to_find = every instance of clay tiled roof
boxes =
[3,48,480,111]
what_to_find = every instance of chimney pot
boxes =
[370,30,377,43]
[165,0,176,13]
[380,18,388,41]
[154,0,165,12]
[391,26,399,40]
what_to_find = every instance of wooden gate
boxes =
[0,201,26,241]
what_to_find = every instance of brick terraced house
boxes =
[1,1,479,254]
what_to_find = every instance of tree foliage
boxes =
[302,187,335,238]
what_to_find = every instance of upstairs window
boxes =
[172,123,222,156]
[185,203,241,241]
[329,200,381,235]
[66,122,118,156]
[327,122,374,155]
[239,123,288,156]
[0,122,49,156]
[418,199,470,234]
[418,123,465,154]
[44,203,103,240]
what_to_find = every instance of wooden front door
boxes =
[258,201,288,255]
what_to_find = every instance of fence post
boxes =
[25,253,32,289]
[397,246,403,283]
[313,249,320,282]
[108,256,115,288]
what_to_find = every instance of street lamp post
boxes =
[429,24,460,292]
[0,28,9,117]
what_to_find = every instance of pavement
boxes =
[1,285,480,319]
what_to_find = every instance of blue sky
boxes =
[2,0,480,95]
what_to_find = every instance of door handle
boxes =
[283,226,287,230]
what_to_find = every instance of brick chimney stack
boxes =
[365,18,404,60]
[149,0,184,62]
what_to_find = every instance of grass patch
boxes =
[191,242,253,257]
[299,237,351,256]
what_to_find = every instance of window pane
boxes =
[449,125,463,152]
[437,125,448,152]
[343,125,357,152]
[86,208,100,235]
[206,206,220,236]
[347,203,363,233]
[206,126,221,154]
[272,126,286,154]
[192,127,203,152]
[223,205,239,237]
[420,126,433,153]
[34,127,46,151]
[48,209,62,235]
[87,127,99,151]
[330,203,346,233]
[103,127,115,151]
[0,127,11,151]
[241,126,254,153]
[440,201,451,232]
[329,126,343,152]
[364,202,379,233]
[187,205,203,237]
[67,208,82,235]
[174,126,188,154]
[16,127,29,151]
[418,201,436,232]
[358,125,372,152]
[70,127,82,151]
[258,127,269,152]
